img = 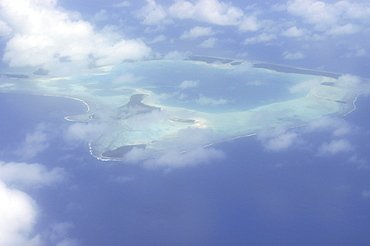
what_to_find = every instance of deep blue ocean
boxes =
[0,92,370,245]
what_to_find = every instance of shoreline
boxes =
[0,57,364,162]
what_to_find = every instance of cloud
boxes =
[46,222,79,246]
[281,26,307,37]
[0,161,66,188]
[169,0,244,26]
[287,0,337,29]
[113,1,131,8]
[196,96,229,105]
[14,124,50,160]
[0,180,41,246]
[148,34,166,44]
[0,19,11,36]
[326,23,360,36]
[239,15,260,32]
[200,37,217,48]
[0,160,74,246]
[257,127,300,152]
[93,9,109,22]
[283,51,305,60]
[335,74,370,94]
[0,0,151,69]
[243,33,276,45]
[304,117,352,137]
[137,0,261,32]
[179,80,198,89]
[137,0,169,25]
[289,77,322,93]
[180,26,215,40]
[163,50,190,60]
[345,47,366,58]
[286,0,370,34]
[117,124,225,168]
[317,139,354,156]
[66,123,107,142]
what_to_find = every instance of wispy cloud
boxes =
[317,139,354,156]
[243,33,276,45]
[179,80,199,89]
[14,124,50,160]
[180,26,215,40]
[0,160,72,246]
[0,161,66,188]
[283,51,305,60]
[257,127,300,152]
[113,1,131,8]
[200,38,217,48]
[196,96,229,105]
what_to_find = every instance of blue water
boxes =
[98,60,318,113]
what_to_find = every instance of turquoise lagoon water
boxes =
[0,58,363,160]
[99,60,319,113]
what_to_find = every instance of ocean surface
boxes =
[0,58,364,161]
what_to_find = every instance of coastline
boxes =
[0,56,365,162]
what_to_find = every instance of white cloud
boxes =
[283,51,305,60]
[137,0,169,25]
[169,0,244,26]
[117,124,225,168]
[305,117,352,137]
[239,15,259,32]
[335,74,370,94]
[14,124,50,160]
[66,123,107,142]
[289,77,322,93]
[148,34,166,44]
[257,127,299,152]
[93,9,109,22]
[0,19,12,36]
[196,96,229,105]
[180,26,215,40]
[326,23,360,36]
[200,37,217,48]
[0,180,41,246]
[179,80,198,89]
[243,33,276,45]
[286,0,370,34]
[0,0,151,69]
[163,50,190,60]
[281,26,307,37]
[286,0,340,30]
[317,139,354,156]
[136,0,261,32]
[0,160,73,246]
[0,161,66,188]
[113,1,131,8]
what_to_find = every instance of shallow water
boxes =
[0,57,364,160]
